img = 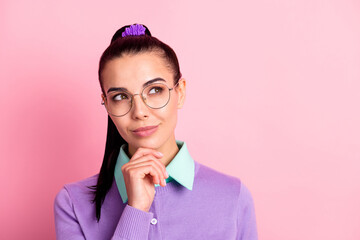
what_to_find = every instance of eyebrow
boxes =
[107,78,166,94]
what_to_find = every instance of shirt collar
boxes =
[114,140,195,203]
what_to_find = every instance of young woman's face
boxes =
[101,52,185,153]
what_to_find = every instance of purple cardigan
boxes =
[54,161,258,239]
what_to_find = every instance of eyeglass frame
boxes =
[101,80,181,117]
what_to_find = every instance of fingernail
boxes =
[157,152,163,157]
[163,179,166,186]
[165,171,169,178]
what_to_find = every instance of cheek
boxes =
[156,98,178,127]
[110,116,129,139]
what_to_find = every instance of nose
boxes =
[131,94,149,120]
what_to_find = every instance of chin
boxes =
[128,136,163,150]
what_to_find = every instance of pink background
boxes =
[1,0,360,239]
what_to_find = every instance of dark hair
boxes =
[89,24,182,222]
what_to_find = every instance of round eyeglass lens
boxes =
[107,91,132,116]
[142,83,170,109]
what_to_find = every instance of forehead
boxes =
[101,52,173,92]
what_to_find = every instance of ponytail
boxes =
[89,116,126,222]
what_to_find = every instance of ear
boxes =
[101,93,106,105]
[176,78,186,109]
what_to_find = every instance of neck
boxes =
[158,136,179,166]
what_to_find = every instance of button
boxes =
[150,218,158,225]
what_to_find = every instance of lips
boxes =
[133,125,158,132]
[132,125,159,137]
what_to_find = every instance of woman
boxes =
[54,23,258,240]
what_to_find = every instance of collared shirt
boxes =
[114,140,195,203]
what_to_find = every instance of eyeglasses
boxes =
[102,81,179,117]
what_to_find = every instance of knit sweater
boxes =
[54,161,258,239]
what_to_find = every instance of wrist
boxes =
[128,202,150,212]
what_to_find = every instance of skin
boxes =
[100,51,186,212]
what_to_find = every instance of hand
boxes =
[121,147,168,212]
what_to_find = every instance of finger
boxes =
[125,164,163,185]
[124,159,167,186]
[125,155,167,180]
[131,148,163,161]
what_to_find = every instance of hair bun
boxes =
[110,23,151,43]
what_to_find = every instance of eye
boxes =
[148,86,164,95]
[112,92,129,101]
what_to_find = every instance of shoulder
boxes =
[195,161,240,187]
[54,174,99,207]
[194,161,241,197]
[63,174,99,191]
[194,161,254,201]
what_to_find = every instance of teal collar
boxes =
[114,140,195,203]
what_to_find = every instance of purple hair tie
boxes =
[122,24,146,37]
